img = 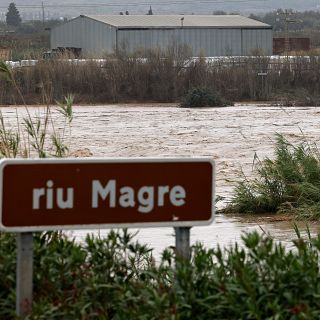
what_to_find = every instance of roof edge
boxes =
[82,14,271,28]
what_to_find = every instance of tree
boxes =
[147,6,153,15]
[6,3,21,27]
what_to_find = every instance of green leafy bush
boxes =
[224,133,320,219]
[180,86,232,108]
[2,229,320,319]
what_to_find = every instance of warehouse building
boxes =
[50,15,272,57]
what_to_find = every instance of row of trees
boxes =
[6,2,320,46]
[213,9,320,33]
[4,3,320,34]
[4,2,153,28]
[249,10,320,32]
[6,2,320,31]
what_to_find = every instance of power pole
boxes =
[42,2,45,27]
[276,9,302,56]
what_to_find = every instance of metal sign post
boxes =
[175,227,191,260]
[16,232,33,318]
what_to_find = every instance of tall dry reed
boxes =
[2,48,320,105]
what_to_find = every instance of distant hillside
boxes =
[0,0,319,19]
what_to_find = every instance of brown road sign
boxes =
[0,158,215,231]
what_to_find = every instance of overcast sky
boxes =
[0,0,319,19]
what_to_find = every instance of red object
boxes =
[0,158,215,231]
[273,38,310,54]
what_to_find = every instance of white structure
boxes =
[51,15,272,56]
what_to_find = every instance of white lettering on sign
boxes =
[32,180,186,212]
[119,186,135,208]
[32,180,74,210]
[92,180,186,213]
[92,179,116,208]
[170,186,186,206]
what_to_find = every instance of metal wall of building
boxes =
[51,17,116,54]
[241,29,272,55]
[117,28,272,56]
[51,16,272,56]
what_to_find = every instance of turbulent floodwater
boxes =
[2,103,320,254]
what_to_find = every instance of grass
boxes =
[224,133,320,219]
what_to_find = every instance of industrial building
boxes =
[50,15,272,57]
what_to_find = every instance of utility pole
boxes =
[41,1,45,27]
[276,9,302,56]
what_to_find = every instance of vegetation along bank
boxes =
[1,49,320,106]
[2,228,320,319]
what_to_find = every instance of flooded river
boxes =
[2,103,320,254]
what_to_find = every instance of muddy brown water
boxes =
[2,103,320,254]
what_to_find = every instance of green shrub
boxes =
[180,86,232,108]
[2,229,320,319]
[224,133,320,219]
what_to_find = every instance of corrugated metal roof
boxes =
[83,15,271,29]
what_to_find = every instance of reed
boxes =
[224,133,320,219]
[2,48,320,105]
[0,59,73,158]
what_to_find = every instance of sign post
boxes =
[16,232,33,318]
[0,158,215,317]
[175,227,191,260]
